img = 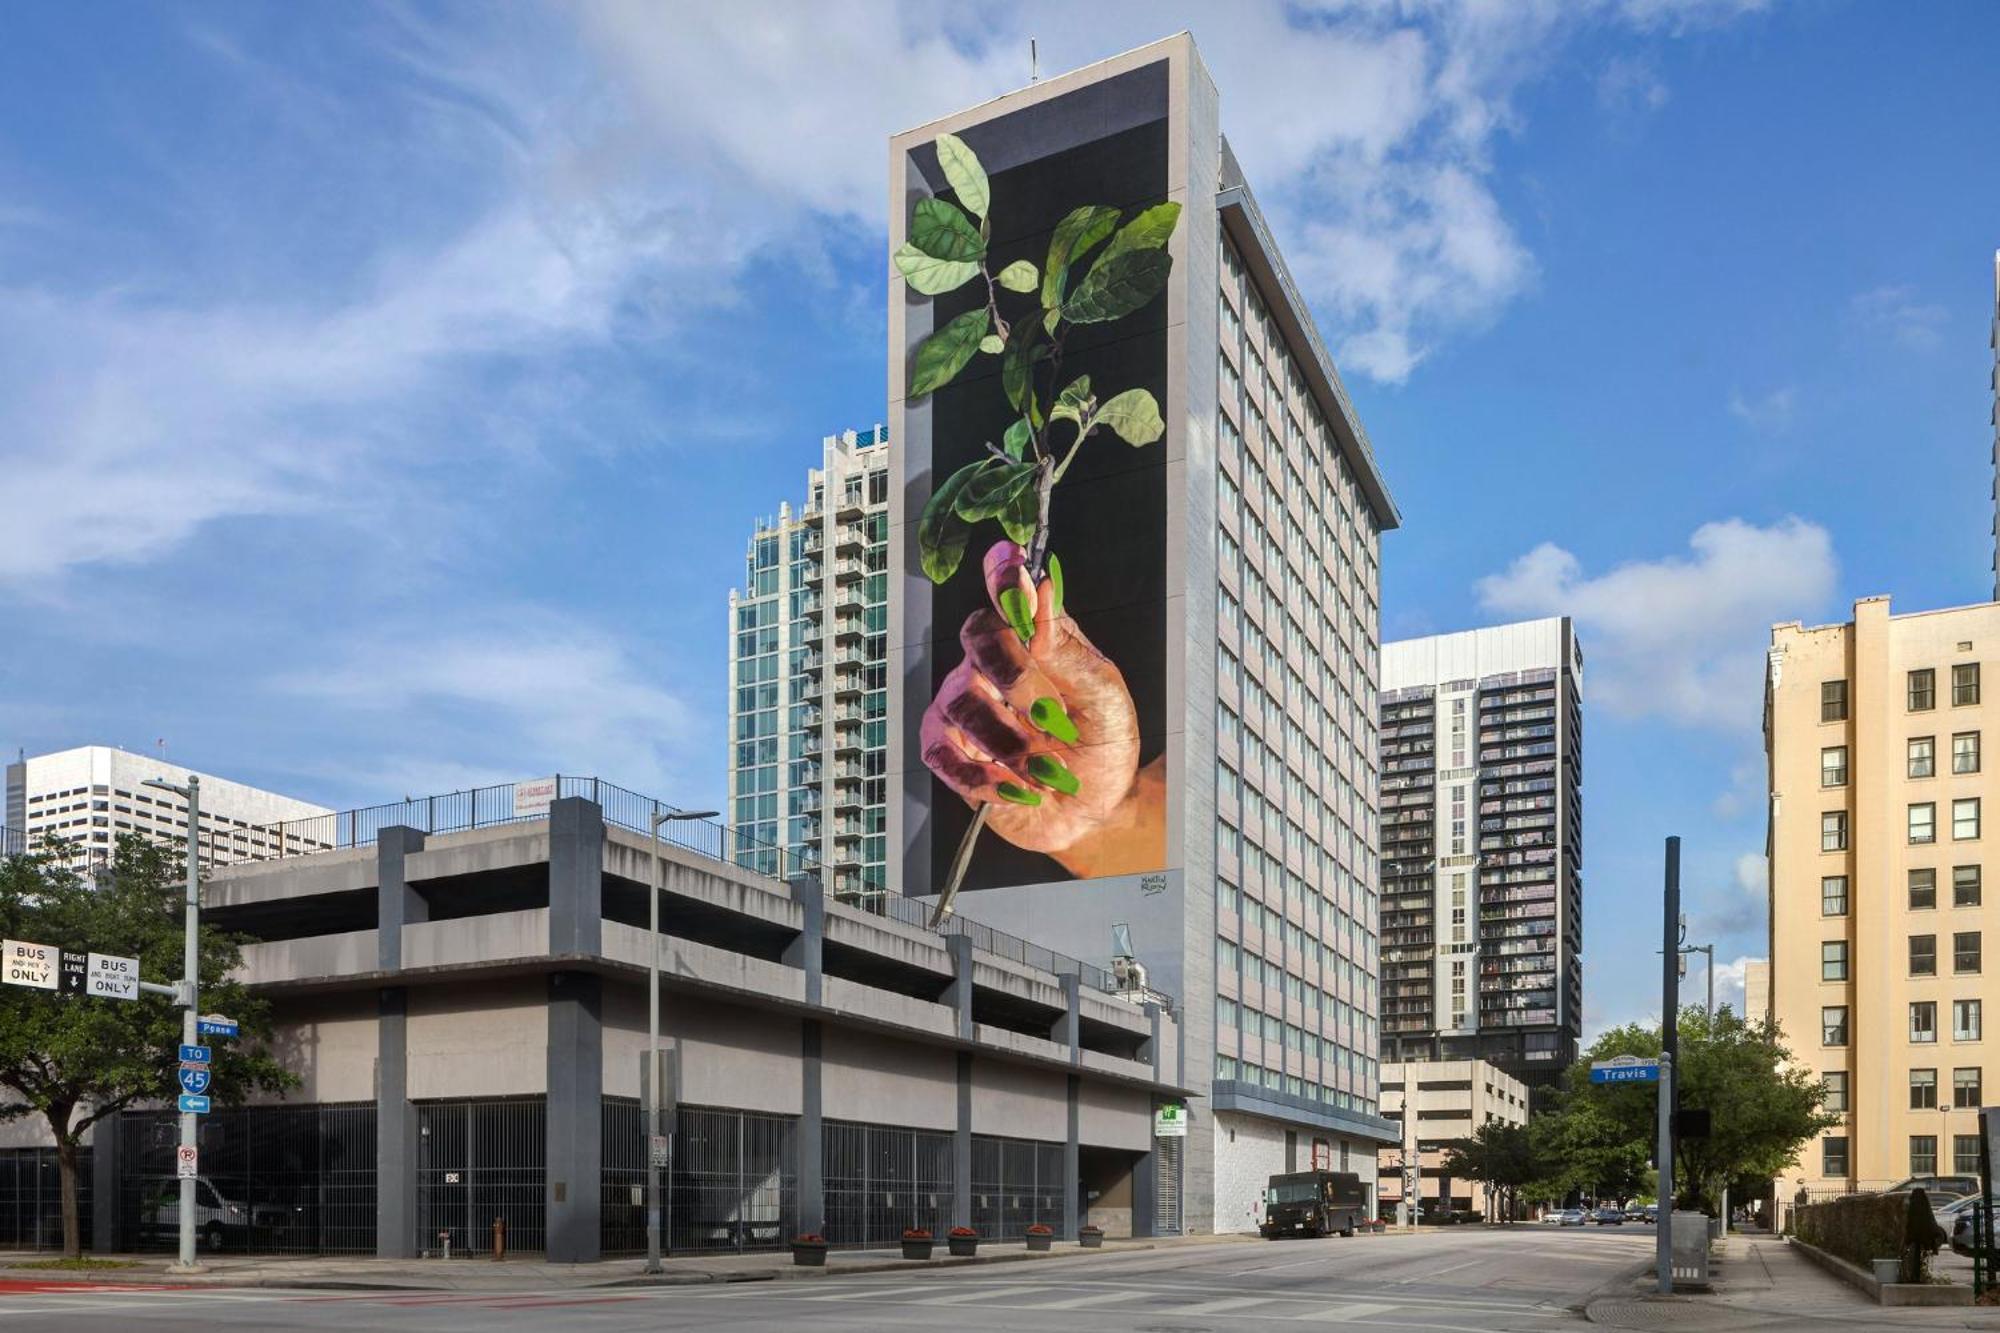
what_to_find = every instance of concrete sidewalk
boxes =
[1587,1233,2000,1330]
[0,1234,1262,1292]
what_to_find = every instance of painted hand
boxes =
[921,541,1166,878]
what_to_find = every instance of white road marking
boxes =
[1169,1294,1286,1315]
[1291,1301,1396,1322]
[798,1283,953,1301]
[914,1283,1045,1304]
[1022,1289,1151,1310]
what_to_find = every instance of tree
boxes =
[0,836,297,1257]
[1441,1120,1539,1222]
[1554,1006,1836,1212]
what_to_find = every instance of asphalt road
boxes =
[0,1226,1656,1332]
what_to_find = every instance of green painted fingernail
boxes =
[999,586,1035,643]
[996,782,1042,807]
[1029,697,1079,743]
[1027,754,1080,796]
[1048,552,1065,617]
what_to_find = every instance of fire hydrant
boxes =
[492,1216,507,1261]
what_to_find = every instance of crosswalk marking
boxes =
[1294,1302,1396,1322]
[917,1283,1044,1304]
[1168,1294,1283,1315]
[1026,1289,1155,1310]
[800,1284,947,1301]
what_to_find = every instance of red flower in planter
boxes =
[903,1228,933,1240]
[793,1233,826,1245]
[1025,1224,1054,1235]
[948,1226,979,1238]
[1078,1224,1103,1233]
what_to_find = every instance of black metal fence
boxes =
[970,1134,1065,1239]
[600,1098,646,1256]
[416,1097,545,1256]
[0,1148,91,1251]
[824,1120,953,1247]
[119,1103,375,1255]
[668,1106,797,1253]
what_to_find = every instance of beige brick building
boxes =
[1768,597,1998,1200]
[1377,1059,1528,1221]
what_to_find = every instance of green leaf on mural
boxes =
[934,133,990,221]
[1000,316,1042,413]
[1041,204,1121,309]
[1094,201,1182,268]
[909,196,984,262]
[1026,754,1081,796]
[892,242,981,296]
[955,459,1037,521]
[1093,388,1165,445]
[1029,695,1079,744]
[909,307,990,398]
[918,462,982,584]
[1002,417,1032,460]
[999,480,1038,545]
[1047,552,1065,616]
[978,334,1004,354]
[1049,375,1093,425]
[995,781,1042,807]
[998,585,1036,644]
[996,259,1038,293]
[1064,248,1172,324]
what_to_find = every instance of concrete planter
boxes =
[901,1239,933,1260]
[1078,1228,1104,1249]
[1871,1258,1902,1284]
[1788,1236,1972,1307]
[947,1233,979,1257]
[1026,1231,1053,1252]
[791,1241,828,1268]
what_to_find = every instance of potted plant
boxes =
[1078,1223,1104,1249]
[1026,1222,1054,1252]
[901,1227,934,1260]
[947,1225,980,1257]
[790,1233,828,1267]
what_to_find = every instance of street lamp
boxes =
[142,775,201,1272]
[646,806,718,1275]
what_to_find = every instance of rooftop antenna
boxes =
[157,737,167,763]
[1030,38,1038,83]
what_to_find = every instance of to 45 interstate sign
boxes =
[1590,1054,1661,1084]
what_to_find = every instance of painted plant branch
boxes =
[897,133,1178,927]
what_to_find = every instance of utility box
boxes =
[1670,1211,1712,1289]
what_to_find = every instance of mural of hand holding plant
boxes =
[898,133,1176,925]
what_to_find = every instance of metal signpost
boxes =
[1658,835,1681,1296]
[144,773,205,1272]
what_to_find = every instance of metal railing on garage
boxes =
[415,1097,545,1257]
[667,1106,797,1254]
[969,1134,1064,1240]
[823,1120,952,1248]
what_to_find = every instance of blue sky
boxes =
[2,2,1996,1036]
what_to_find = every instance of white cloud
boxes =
[1709,954,1755,1019]
[1476,517,1838,729]
[1733,851,1767,897]
[1849,284,1947,351]
[277,611,701,800]
[1597,56,1670,113]
[1727,385,1796,433]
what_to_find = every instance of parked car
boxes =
[1886,1174,1979,1201]
[1947,1196,1999,1256]
[1592,1206,1625,1226]
[140,1175,292,1253]
[1624,1205,1651,1222]
[1539,1209,1565,1225]
[1558,1208,1587,1227]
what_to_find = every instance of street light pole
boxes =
[144,774,201,1272]
[645,807,717,1276]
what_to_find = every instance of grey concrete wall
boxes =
[822,1026,956,1127]
[1080,1079,1154,1151]
[407,979,548,1099]
[547,797,602,956]
[249,990,378,1105]
[545,971,602,1263]
[970,1058,1067,1141]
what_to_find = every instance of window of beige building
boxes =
[1823,811,1848,852]
[1910,736,1936,778]
[1955,1067,1983,1107]
[1823,1137,1849,1175]
[1912,934,1938,976]
[1911,1135,1939,1175]
[1956,1134,1982,1175]
[1953,999,1982,1042]
[1822,875,1848,916]
[1911,669,1937,711]
[1821,746,1848,787]
[1956,931,1982,974]
[1954,662,1981,707]
[1911,802,1937,844]
[1823,1006,1848,1045]
[1822,679,1848,722]
[1823,941,1849,981]
[1823,1070,1848,1110]
[1913,1001,1938,1043]
[1910,1067,1938,1109]
[1954,732,1982,775]
[1953,798,1981,841]
[1912,868,1938,910]
[1955,866,1982,908]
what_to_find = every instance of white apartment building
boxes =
[1378,1059,1529,1221]
[727,426,890,900]
[4,745,331,868]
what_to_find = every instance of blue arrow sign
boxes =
[178,1044,211,1065]
[197,1018,238,1039]
[178,1067,211,1096]
[177,1094,211,1114]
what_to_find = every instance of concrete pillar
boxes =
[785,875,824,1008]
[548,797,603,956]
[1063,1074,1080,1240]
[943,935,975,1040]
[375,827,425,1259]
[545,970,603,1263]
[90,1111,120,1254]
[798,1020,824,1236]
[1133,1107,1157,1240]
[376,988,417,1257]
[953,1051,973,1229]
[1051,972,1081,1060]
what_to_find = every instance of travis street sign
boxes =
[1590,1055,1661,1084]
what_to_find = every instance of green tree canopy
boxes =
[0,836,297,1256]
[1439,1119,1539,1221]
